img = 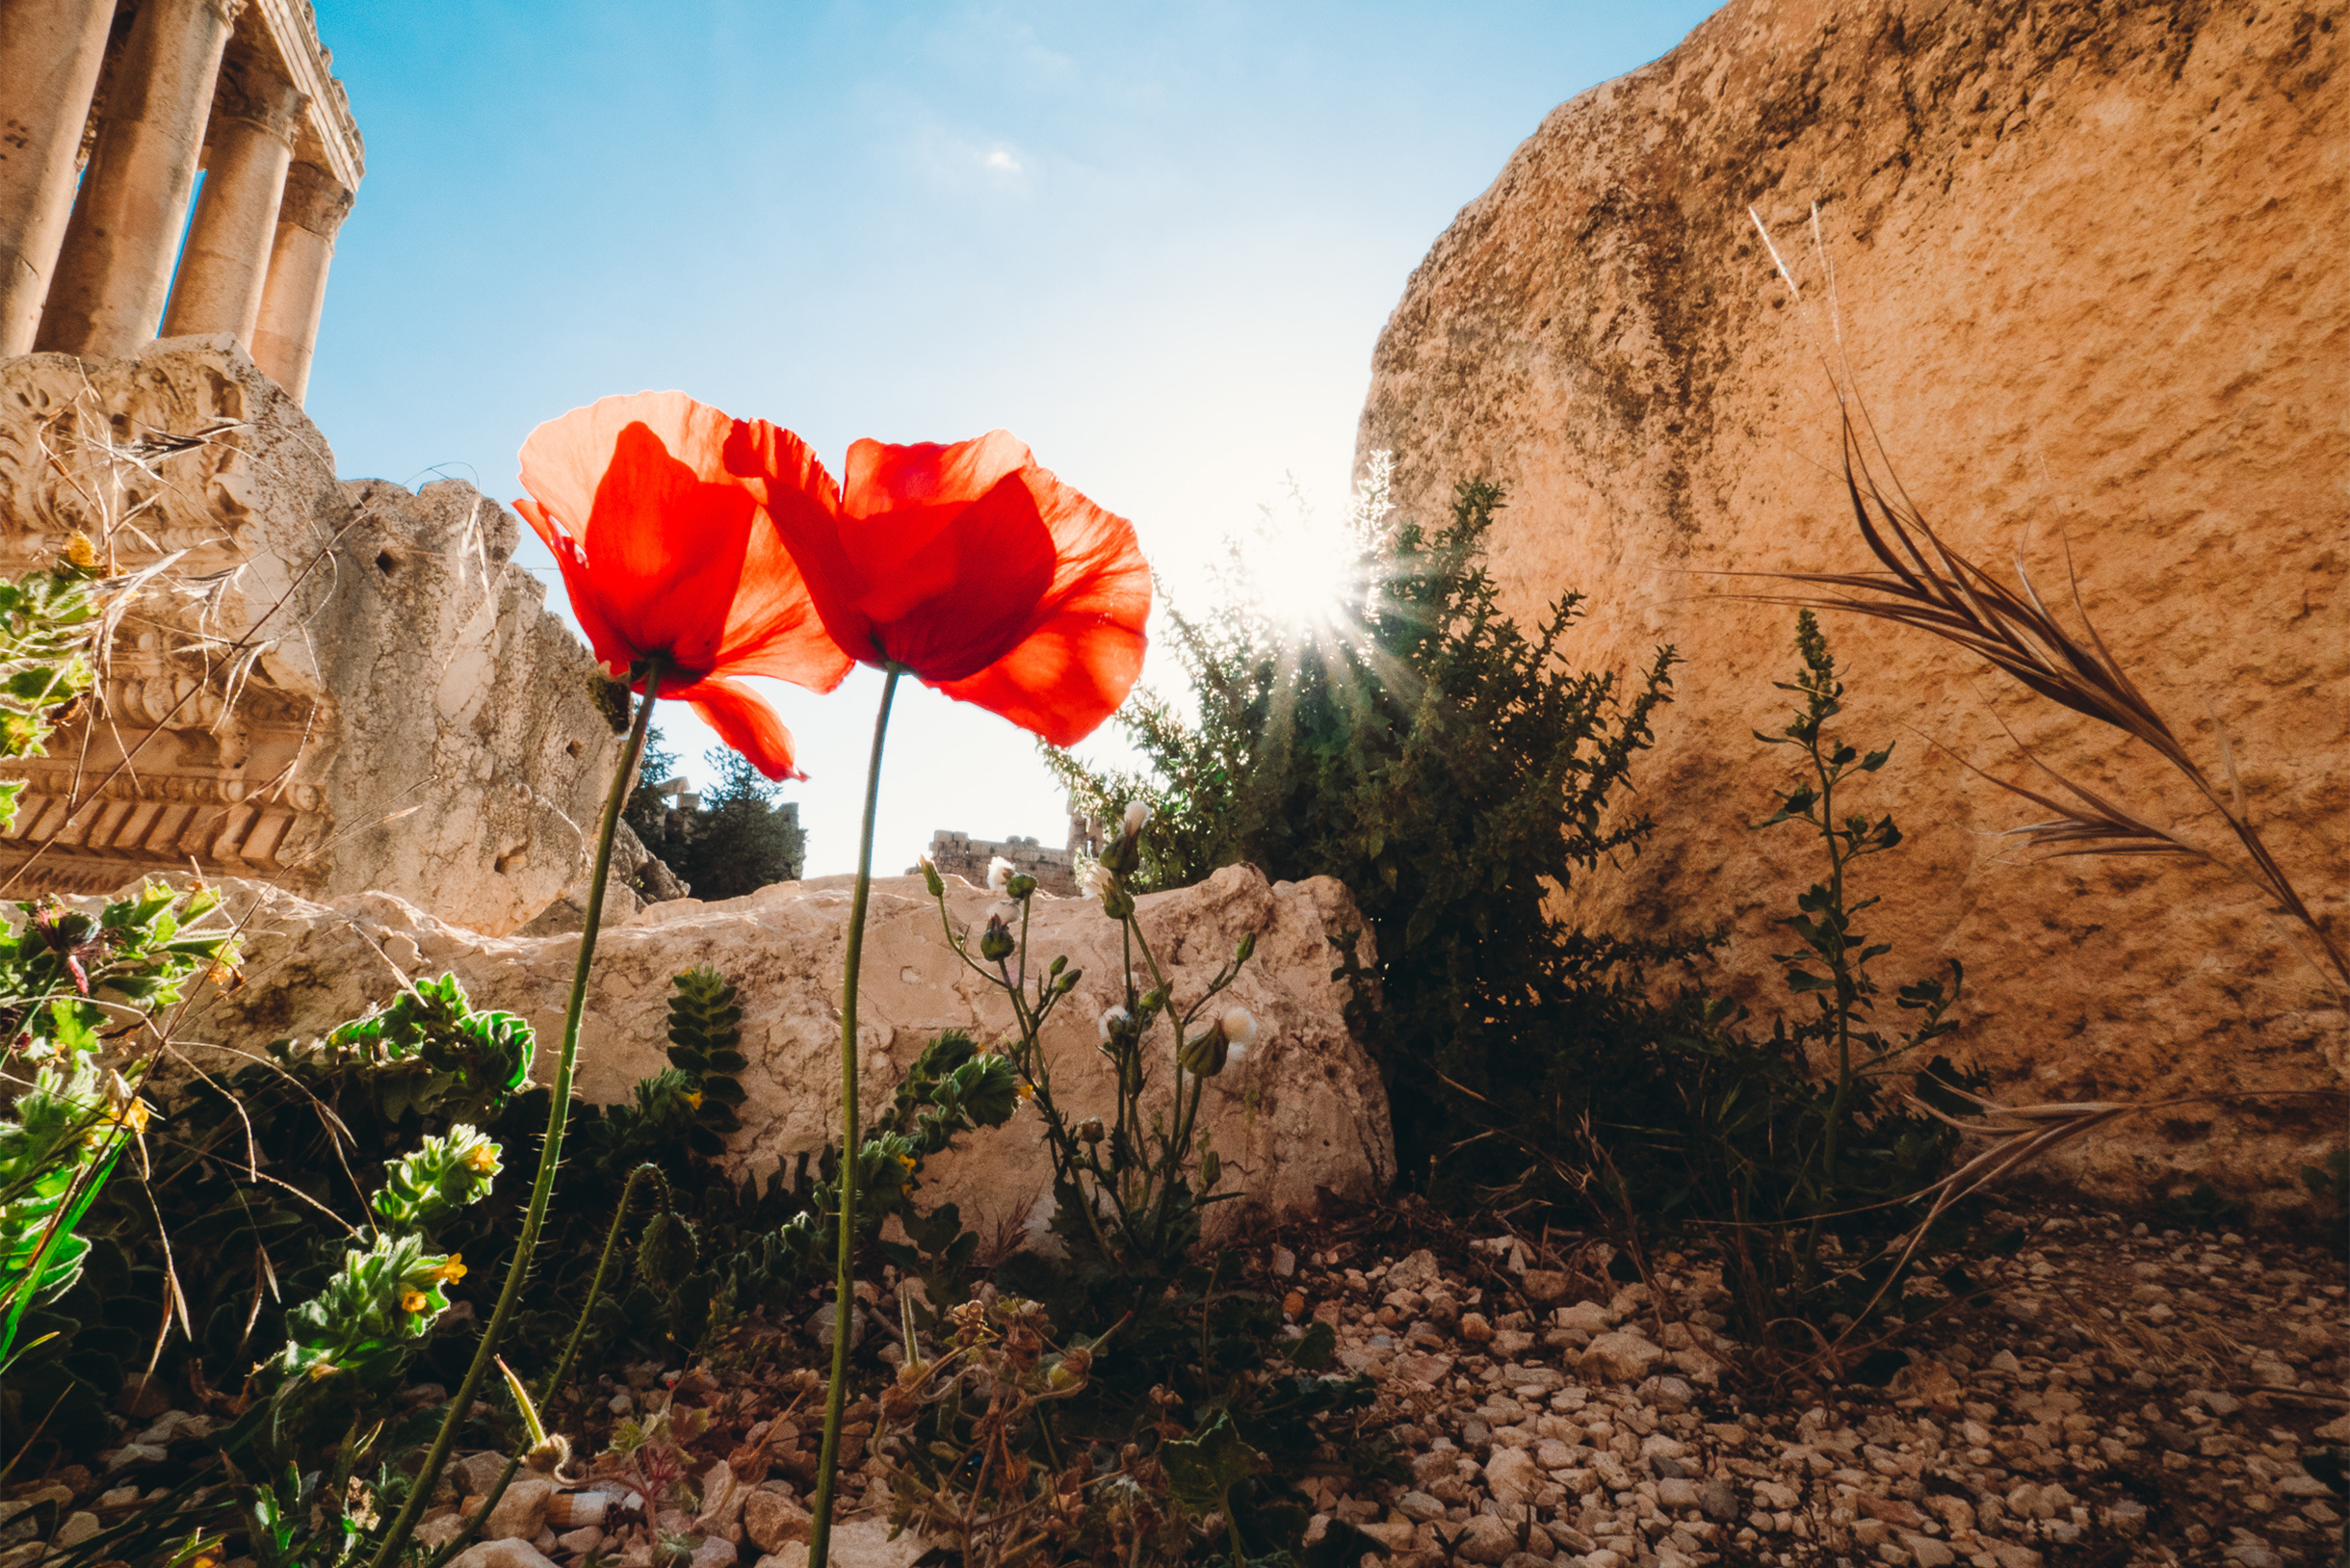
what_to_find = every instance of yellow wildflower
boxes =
[429,1254,467,1285]
[684,1090,704,1111]
[401,1291,431,1314]
[1016,1082,1034,1102]
[63,530,97,571]
[462,1143,499,1175]
[897,1153,916,1174]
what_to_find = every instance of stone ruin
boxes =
[911,804,1099,898]
[0,0,637,934]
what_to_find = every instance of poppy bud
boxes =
[1235,931,1256,964]
[918,852,945,898]
[1199,1148,1222,1189]
[979,914,1015,962]
[1177,1028,1229,1079]
[1007,872,1037,900]
[1078,1117,1105,1144]
[1055,967,1082,994]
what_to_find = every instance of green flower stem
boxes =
[810,663,902,1568]
[422,1163,667,1568]
[370,661,666,1568]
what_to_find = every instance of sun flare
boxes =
[1223,452,1395,636]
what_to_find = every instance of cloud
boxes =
[984,147,1022,174]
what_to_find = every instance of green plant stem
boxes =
[810,664,901,1568]
[369,661,665,1568]
[423,1163,668,1568]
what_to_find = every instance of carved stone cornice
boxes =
[209,45,308,145]
[244,0,362,192]
[274,158,352,239]
[0,344,261,559]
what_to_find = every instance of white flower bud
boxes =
[1079,861,1114,900]
[1220,1006,1259,1050]
[1121,799,1152,838]
[987,855,1015,893]
[1097,1005,1134,1040]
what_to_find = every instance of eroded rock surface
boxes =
[1358,0,2348,1208]
[0,336,627,934]
[176,867,1396,1235]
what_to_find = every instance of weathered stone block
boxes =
[0,335,629,932]
[176,865,1396,1235]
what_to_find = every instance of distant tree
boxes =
[623,729,807,900]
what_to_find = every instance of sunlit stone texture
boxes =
[158,40,306,346]
[1359,0,2349,1215]
[5,0,364,397]
[34,0,241,358]
[0,0,119,357]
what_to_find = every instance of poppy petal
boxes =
[519,393,850,690]
[514,499,636,675]
[929,604,1147,746]
[675,675,807,782]
[923,461,1151,742]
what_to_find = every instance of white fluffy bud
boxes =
[1121,799,1153,838]
[1220,1006,1259,1051]
[987,855,1015,893]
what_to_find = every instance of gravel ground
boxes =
[4,1201,2341,1568]
[1271,1199,2349,1568]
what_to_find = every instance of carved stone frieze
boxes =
[0,336,630,933]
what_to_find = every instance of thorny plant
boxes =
[875,1293,1150,1568]
[916,802,1259,1292]
[29,978,525,1568]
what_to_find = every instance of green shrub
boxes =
[626,734,808,898]
[1051,471,1698,1192]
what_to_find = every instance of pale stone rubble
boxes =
[1266,1210,2345,1568]
[172,864,1397,1233]
[1357,0,2350,1210]
[54,1205,2336,1568]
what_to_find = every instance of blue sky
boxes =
[303,0,1717,879]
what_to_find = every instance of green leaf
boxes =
[1162,1409,1261,1515]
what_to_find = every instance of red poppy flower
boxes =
[515,392,853,779]
[769,431,1151,745]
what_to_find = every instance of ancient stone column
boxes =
[33,0,241,359]
[248,158,351,402]
[159,49,307,346]
[0,0,119,357]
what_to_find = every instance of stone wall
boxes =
[173,867,1397,1239]
[915,827,1081,898]
[0,335,633,934]
[1357,0,2346,1208]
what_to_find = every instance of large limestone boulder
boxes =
[1358,2,2346,1204]
[0,335,633,933]
[174,866,1396,1236]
